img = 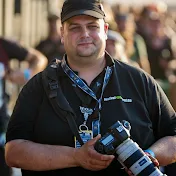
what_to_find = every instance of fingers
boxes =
[86,135,114,161]
[76,135,115,171]
[125,167,134,176]
[81,154,114,171]
[124,153,160,176]
[87,162,111,171]
[145,153,159,167]
[145,153,159,165]
[87,134,101,146]
[88,146,114,160]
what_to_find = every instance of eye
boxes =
[69,26,80,31]
[88,25,99,30]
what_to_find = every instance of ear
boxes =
[104,22,109,33]
[104,22,109,40]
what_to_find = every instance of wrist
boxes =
[144,149,155,158]
[72,148,79,167]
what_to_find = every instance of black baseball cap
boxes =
[61,0,106,23]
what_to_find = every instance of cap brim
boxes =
[61,9,104,23]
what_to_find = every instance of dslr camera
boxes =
[94,121,166,176]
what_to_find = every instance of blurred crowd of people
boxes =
[1,1,176,176]
[103,2,176,112]
[0,37,48,175]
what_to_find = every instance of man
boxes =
[115,12,151,74]
[0,37,47,176]
[0,37,48,85]
[5,0,176,176]
[106,29,140,68]
[142,12,174,97]
[35,13,65,63]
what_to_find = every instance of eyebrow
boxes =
[68,21,99,26]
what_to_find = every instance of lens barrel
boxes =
[94,121,166,176]
[115,139,164,176]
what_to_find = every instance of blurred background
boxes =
[0,0,174,47]
[0,0,176,176]
[0,0,64,46]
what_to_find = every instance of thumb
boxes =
[88,134,101,146]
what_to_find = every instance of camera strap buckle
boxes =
[48,81,59,98]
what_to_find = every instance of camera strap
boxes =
[42,59,84,146]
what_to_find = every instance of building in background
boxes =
[0,0,64,48]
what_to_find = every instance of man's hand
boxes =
[73,134,115,171]
[125,152,160,176]
[145,152,160,167]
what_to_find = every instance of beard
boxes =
[76,43,97,57]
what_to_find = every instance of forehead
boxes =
[65,15,103,25]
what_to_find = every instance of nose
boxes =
[81,27,89,37]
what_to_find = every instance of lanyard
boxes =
[61,58,112,110]
[61,58,112,137]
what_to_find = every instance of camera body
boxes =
[94,121,165,176]
[94,120,130,155]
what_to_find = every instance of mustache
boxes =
[77,39,93,45]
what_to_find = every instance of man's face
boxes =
[61,15,108,59]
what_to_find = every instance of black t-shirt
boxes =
[6,55,176,176]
